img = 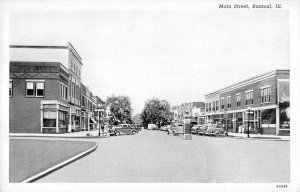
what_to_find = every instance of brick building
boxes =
[9,43,104,134]
[9,62,70,133]
[205,70,290,136]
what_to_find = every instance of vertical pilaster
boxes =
[276,107,280,135]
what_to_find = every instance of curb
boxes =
[9,134,110,139]
[227,135,290,141]
[20,143,98,183]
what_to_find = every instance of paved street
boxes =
[36,130,289,183]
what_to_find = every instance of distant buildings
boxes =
[172,102,205,124]
[9,43,105,133]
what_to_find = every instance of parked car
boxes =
[204,124,228,137]
[131,124,141,132]
[191,124,201,134]
[111,124,138,136]
[191,124,209,135]
[159,125,170,132]
[168,123,184,136]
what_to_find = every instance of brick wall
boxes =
[9,78,67,133]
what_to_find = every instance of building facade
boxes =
[9,62,70,133]
[205,70,290,136]
[172,102,205,124]
[9,43,104,134]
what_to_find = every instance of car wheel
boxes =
[173,131,178,136]
[132,131,136,135]
[115,131,120,136]
[215,132,220,137]
[225,132,228,137]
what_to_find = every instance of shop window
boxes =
[59,111,67,128]
[261,86,271,103]
[245,90,253,105]
[236,93,241,107]
[216,100,219,111]
[227,96,231,108]
[43,111,56,127]
[9,80,12,97]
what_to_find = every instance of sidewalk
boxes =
[10,139,97,182]
[228,132,290,141]
[9,129,110,138]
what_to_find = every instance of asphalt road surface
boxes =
[36,129,289,183]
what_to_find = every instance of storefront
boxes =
[261,108,276,135]
[41,100,69,133]
[68,105,81,132]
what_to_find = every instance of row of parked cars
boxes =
[191,124,228,137]
[159,123,228,137]
[109,124,142,136]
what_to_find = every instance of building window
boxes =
[227,96,231,108]
[245,90,253,105]
[36,82,44,96]
[26,82,34,96]
[216,100,219,111]
[236,93,241,107]
[60,83,68,100]
[261,86,271,103]
[212,101,215,111]
[9,80,12,97]
[26,81,45,97]
[221,98,224,110]
[43,111,56,127]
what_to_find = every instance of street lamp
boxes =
[96,106,104,137]
[246,107,253,138]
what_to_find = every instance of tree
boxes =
[141,98,173,127]
[131,113,142,125]
[106,95,132,124]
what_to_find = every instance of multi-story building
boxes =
[9,43,104,134]
[80,83,89,131]
[9,61,70,133]
[205,70,290,136]
[172,102,205,124]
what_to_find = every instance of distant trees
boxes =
[131,113,142,125]
[141,98,173,127]
[106,95,132,124]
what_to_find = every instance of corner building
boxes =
[205,70,290,136]
[9,43,101,134]
[9,62,70,133]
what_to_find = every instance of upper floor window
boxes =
[212,101,215,111]
[9,80,12,97]
[60,83,68,100]
[245,90,253,105]
[261,86,271,103]
[26,81,44,97]
[220,98,224,110]
[227,96,231,108]
[236,93,241,107]
[216,100,219,111]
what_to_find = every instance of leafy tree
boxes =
[141,98,173,127]
[106,95,132,124]
[131,113,142,125]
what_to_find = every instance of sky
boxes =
[9,10,289,115]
